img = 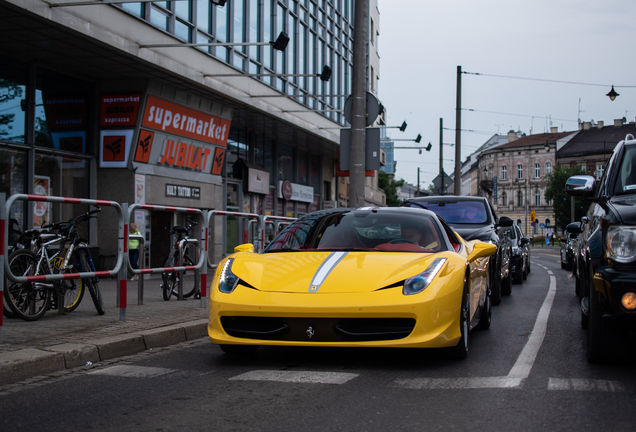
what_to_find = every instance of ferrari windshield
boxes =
[264,210,447,253]
[404,200,490,224]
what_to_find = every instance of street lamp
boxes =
[607,85,619,101]
[140,31,290,50]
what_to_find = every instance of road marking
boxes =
[548,378,625,392]
[392,377,522,389]
[506,273,556,381]
[230,370,358,384]
[88,365,174,378]
[393,272,558,390]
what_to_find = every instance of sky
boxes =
[378,0,636,189]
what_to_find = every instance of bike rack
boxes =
[126,203,207,308]
[1,193,125,329]
[206,210,262,276]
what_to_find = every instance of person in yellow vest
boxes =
[129,223,142,281]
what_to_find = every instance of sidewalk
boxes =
[0,274,210,386]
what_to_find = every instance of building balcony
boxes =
[480,179,493,192]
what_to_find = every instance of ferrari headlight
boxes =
[607,226,636,262]
[403,258,447,296]
[218,258,240,294]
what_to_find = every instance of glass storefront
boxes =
[1,55,93,234]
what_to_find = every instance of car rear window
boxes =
[405,201,490,224]
[614,145,636,195]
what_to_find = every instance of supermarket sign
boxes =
[142,95,231,147]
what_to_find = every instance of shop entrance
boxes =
[151,211,173,267]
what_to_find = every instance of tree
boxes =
[378,171,404,207]
[544,165,589,231]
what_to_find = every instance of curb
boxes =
[0,319,208,386]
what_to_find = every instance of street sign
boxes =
[539,223,545,229]
[493,176,498,202]
[339,127,381,171]
[344,92,382,126]
[432,172,454,194]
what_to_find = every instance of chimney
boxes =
[615,118,624,127]
[597,120,604,129]
[583,122,592,130]
[579,122,584,130]
[550,126,558,133]
[507,130,517,143]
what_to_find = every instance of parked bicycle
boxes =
[161,219,199,301]
[4,207,104,321]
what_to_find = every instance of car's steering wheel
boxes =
[389,238,417,245]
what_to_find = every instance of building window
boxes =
[517,190,523,207]
[502,191,508,206]
[517,163,523,179]
[545,195,551,206]
[501,165,507,180]
[535,190,540,206]
[534,163,540,178]
[545,161,552,175]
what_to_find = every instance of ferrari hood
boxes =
[229,251,451,294]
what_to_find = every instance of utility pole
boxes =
[349,0,368,207]
[454,65,462,196]
[417,168,420,195]
[439,118,443,192]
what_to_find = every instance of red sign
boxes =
[157,139,213,171]
[211,148,225,175]
[102,135,126,161]
[335,162,374,177]
[43,97,87,130]
[100,94,141,126]
[142,95,231,147]
[134,130,154,163]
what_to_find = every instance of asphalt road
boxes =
[1,253,635,432]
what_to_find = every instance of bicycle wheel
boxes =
[77,251,105,315]
[170,254,197,299]
[62,266,84,313]
[162,254,176,301]
[3,283,16,319]
[4,249,51,321]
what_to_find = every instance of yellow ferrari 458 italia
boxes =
[208,207,496,359]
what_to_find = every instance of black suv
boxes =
[565,133,636,363]
[401,196,514,305]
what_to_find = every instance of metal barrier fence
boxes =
[127,203,207,308]
[1,193,299,343]
[1,193,124,341]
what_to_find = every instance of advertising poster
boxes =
[135,174,145,204]
[100,94,141,127]
[33,175,51,229]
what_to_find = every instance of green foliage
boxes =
[378,171,405,207]
[544,165,589,231]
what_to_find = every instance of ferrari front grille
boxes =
[220,316,416,342]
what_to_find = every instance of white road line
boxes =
[393,272,558,390]
[392,377,522,390]
[230,370,358,385]
[548,378,625,392]
[506,274,557,381]
[88,365,174,378]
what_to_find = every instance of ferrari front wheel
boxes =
[449,282,469,359]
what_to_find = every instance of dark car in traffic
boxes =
[400,196,514,305]
[560,230,579,271]
[509,224,530,284]
[565,133,636,364]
